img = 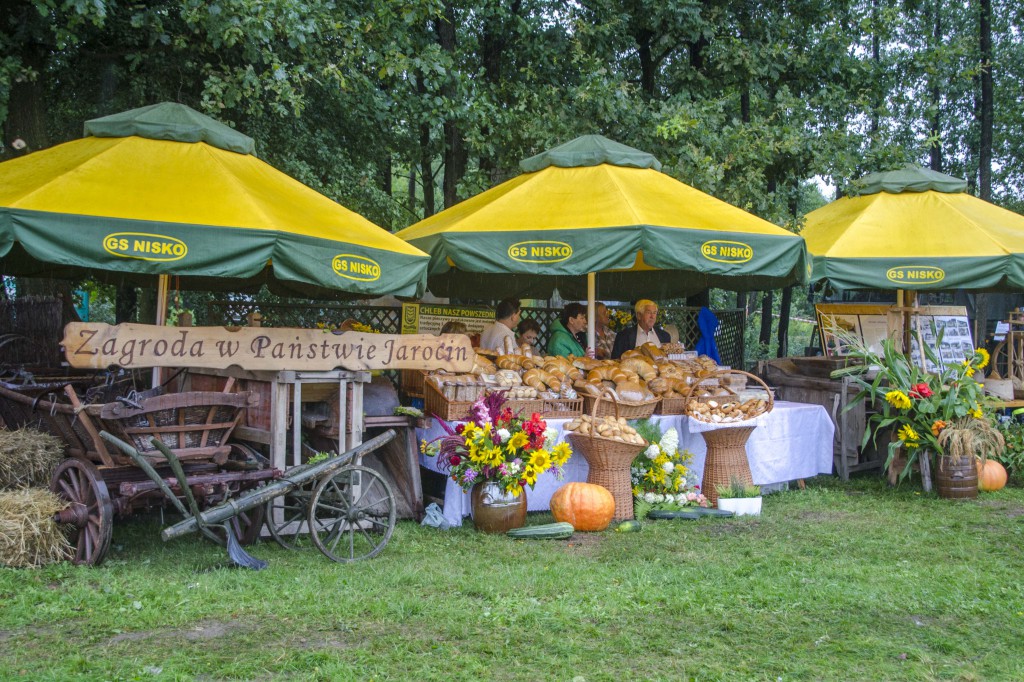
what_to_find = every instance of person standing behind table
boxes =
[594,302,616,360]
[516,318,542,350]
[547,302,589,358]
[611,299,671,359]
[479,298,521,353]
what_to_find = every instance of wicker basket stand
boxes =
[566,388,648,521]
[681,370,774,506]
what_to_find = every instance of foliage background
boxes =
[2,0,1021,357]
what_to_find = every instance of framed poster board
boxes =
[817,304,973,371]
[400,303,494,336]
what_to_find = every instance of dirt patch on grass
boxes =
[976,500,1024,518]
[560,532,607,556]
[108,618,249,645]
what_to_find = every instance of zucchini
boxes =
[614,519,643,533]
[691,507,735,518]
[647,509,701,520]
[507,522,574,539]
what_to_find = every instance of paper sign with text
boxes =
[62,323,475,372]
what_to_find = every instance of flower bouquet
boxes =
[425,392,573,497]
[831,325,1003,486]
[630,422,707,518]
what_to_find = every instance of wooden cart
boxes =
[0,375,272,566]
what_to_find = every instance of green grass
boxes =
[3,475,1024,681]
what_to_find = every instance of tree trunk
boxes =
[115,285,138,324]
[407,167,417,217]
[776,286,793,358]
[978,0,993,201]
[759,291,774,350]
[435,2,465,209]
[2,39,48,161]
[929,0,943,172]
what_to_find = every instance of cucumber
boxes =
[647,509,701,520]
[614,519,643,533]
[506,522,574,539]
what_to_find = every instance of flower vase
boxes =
[470,482,527,533]
[935,454,978,499]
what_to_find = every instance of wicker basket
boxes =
[655,396,686,415]
[541,397,583,419]
[424,380,474,421]
[699,425,757,506]
[566,388,648,521]
[400,369,428,397]
[581,391,659,420]
[682,369,774,423]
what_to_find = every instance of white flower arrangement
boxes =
[497,428,511,443]
[632,425,705,515]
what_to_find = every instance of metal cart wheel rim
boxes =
[308,464,396,563]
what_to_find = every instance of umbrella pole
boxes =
[587,272,596,351]
[152,274,170,388]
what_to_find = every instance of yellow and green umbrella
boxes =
[803,165,1024,291]
[0,103,429,301]
[395,135,807,301]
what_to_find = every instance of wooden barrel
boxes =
[935,454,978,499]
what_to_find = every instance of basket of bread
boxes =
[564,387,649,520]
[681,369,774,424]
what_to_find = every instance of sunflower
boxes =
[975,348,990,370]
[885,390,912,410]
[897,424,921,447]
[529,449,551,472]
[506,431,529,451]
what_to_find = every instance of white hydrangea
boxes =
[497,428,511,443]
[644,444,660,460]
[644,492,657,503]
[676,493,688,505]
[543,427,559,449]
[508,461,521,475]
[660,427,679,456]
[661,461,675,474]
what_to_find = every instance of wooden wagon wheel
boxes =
[265,483,314,549]
[989,339,1010,380]
[308,465,396,563]
[50,459,114,566]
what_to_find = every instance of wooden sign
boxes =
[62,323,475,372]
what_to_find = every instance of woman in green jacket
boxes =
[547,302,588,357]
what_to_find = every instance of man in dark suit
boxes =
[611,299,671,359]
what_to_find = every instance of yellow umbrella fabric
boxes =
[0,102,429,299]
[396,135,807,300]
[804,166,1024,291]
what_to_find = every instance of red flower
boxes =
[909,382,933,399]
[449,455,461,466]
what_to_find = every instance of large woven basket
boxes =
[682,369,774,423]
[581,391,659,420]
[566,388,648,521]
[699,425,757,506]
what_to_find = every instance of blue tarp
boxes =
[695,306,721,363]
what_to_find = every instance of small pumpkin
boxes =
[550,482,615,531]
[977,458,1008,492]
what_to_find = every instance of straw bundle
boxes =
[0,428,65,489]
[0,488,72,567]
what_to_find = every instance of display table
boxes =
[418,401,835,527]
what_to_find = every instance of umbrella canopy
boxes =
[395,135,808,300]
[803,165,1024,292]
[0,102,428,299]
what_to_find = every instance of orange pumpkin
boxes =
[976,459,1008,492]
[550,482,615,531]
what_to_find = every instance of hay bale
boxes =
[0,488,72,567]
[0,428,65,489]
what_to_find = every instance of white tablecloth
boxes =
[418,401,834,527]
